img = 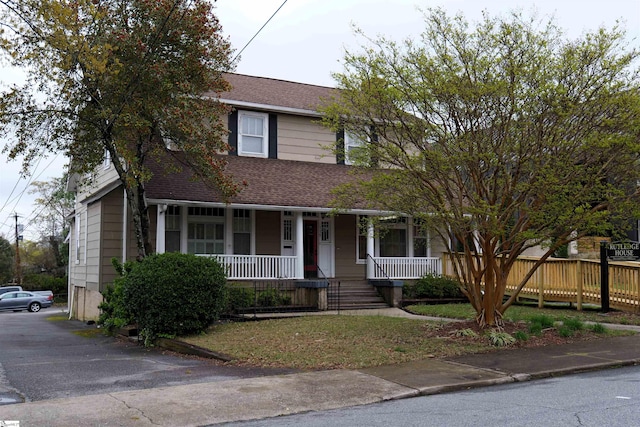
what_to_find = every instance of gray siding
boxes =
[277,115,336,163]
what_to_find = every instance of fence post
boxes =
[600,241,610,313]
[576,259,583,311]
[538,263,544,308]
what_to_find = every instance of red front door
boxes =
[303,220,318,278]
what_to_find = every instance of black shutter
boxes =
[336,129,345,165]
[268,114,277,159]
[228,110,238,155]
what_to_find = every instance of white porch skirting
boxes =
[198,254,298,280]
[369,257,442,280]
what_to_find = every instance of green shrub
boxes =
[562,317,584,331]
[513,330,529,341]
[558,325,575,337]
[403,274,463,299]
[98,259,135,333]
[226,285,254,312]
[589,323,607,333]
[527,314,555,329]
[22,273,67,296]
[528,322,543,336]
[257,288,291,307]
[487,330,516,347]
[120,253,228,345]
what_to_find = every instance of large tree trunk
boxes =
[126,182,153,260]
[481,251,497,327]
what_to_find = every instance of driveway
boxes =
[0,307,294,404]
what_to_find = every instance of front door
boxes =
[303,220,318,278]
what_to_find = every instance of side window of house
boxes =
[238,111,268,157]
[165,206,181,253]
[233,209,251,255]
[344,132,365,165]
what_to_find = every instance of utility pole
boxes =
[14,213,22,285]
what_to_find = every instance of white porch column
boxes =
[366,220,375,279]
[225,207,234,255]
[295,211,304,279]
[156,204,167,254]
[426,228,432,257]
[180,207,188,253]
[408,217,415,258]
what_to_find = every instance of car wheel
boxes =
[28,302,41,313]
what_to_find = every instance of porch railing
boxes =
[198,254,298,280]
[369,256,442,280]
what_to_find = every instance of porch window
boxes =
[187,223,224,254]
[165,206,181,253]
[379,216,407,257]
[413,220,428,257]
[187,207,224,254]
[380,228,407,257]
[238,111,268,157]
[233,209,251,255]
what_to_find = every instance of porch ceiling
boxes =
[145,153,374,210]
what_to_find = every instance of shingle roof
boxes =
[215,73,338,113]
[145,153,372,210]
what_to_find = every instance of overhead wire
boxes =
[231,0,288,64]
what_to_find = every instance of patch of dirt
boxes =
[425,320,607,350]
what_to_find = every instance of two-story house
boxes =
[67,73,446,320]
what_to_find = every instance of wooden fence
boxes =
[447,256,640,313]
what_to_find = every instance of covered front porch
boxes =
[153,204,442,281]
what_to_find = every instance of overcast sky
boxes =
[1,0,639,241]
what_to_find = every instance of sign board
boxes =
[606,241,640,262]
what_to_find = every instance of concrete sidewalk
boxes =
[1,311,640,426]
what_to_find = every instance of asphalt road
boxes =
[224,365,640,426]
[0,307,294,404]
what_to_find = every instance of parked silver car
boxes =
[0,291,53,313]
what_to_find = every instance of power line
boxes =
[231,0,288,64]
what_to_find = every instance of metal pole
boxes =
[14,213,21,285]
[600,241,609,313]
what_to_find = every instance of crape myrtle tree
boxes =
[321,8,640,326]
[0,0,242,259]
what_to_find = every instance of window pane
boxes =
[242,116,263,136]
[234,233,250,255]
[414,238,427,257]
[242,136,263,153]
[380,229,406,257]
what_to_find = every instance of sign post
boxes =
[601,241,640,313]
[600,241,609,313]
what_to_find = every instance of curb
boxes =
[155,338,234,362]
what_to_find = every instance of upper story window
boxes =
[238,111,268,157]
[344,132,364,165]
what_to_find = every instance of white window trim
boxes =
[238,110,269,158]
[344,132,362,165]
[103,148,111,170]
[75,213,81,264]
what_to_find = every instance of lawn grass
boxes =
[406,303,640,326]
[180,304,638,370]
[181,315,492,370]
